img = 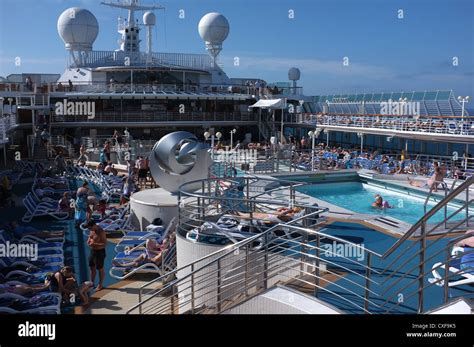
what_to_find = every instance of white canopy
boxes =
[249,98,285,109]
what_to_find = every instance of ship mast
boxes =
[101,0,164,54]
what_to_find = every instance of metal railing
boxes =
[126,173,473,315]
[292,113,474,136]
[74,51,214,70]
[51,111,255,124]
[127,221,381,314]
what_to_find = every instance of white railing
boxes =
[76,51,214,71]
[295,113,474,136]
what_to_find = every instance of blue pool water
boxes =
[312,222,470,314]
[298,182,462,224]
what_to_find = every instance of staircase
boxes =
[258,115,273,141]
[33,144,49,160]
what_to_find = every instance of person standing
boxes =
[25,76,33,91]
[74,192,88,227]
[78,144,88,163]
[104,141,111,162]
[40,128,50,148]
[54,152,66,175]
[86,220,107,291]
[136,156,147,188]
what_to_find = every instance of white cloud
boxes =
[221,55,396,80]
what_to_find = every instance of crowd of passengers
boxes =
[0,149,175,312]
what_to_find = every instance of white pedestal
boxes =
[130,188,178,230]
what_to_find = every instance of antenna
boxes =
[101,0,164,25]
[101,0,164,54]
[143,11,156,64]
[198,13,230,68]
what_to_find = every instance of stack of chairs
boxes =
[66,165,122,202]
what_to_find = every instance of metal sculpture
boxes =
[149,131,212,193]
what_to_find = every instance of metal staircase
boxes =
[257,115,273,141]
[126,176,473,314]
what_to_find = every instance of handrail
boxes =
[127,173,472,315]
[383,175,474,259]
[137,208,327,294]
[127,212,383,314]
[423,180,447,215]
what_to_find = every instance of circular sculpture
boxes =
[149,131,212,194]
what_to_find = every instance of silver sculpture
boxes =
[149,131,212,194]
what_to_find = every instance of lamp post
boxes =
[299,99,305,123]
[457,96,470,135]
[270,136,278,172]
[357,132,364,155]
[215,131,222,162]
[281,99,287,144]
[308,130,316,171]
[204,131,213,160]
[230,128,236,149]
[399,97,407,131]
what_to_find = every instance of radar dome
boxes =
[198,13,229,44]
[288,67,301,81]
[143,11,156,26]
[57,7,99,51]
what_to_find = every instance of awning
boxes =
[249,98,285,109]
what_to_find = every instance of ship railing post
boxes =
[364,253,372,313]
[418,223,426,314]
[217,258,222,312]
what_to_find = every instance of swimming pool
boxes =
[298,181,462,224]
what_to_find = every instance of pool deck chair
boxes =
[109,243,177,280]
[429,247,474,287]
[22,195,69,223]
[114,217,176,252]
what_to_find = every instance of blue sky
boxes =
[0,0,472,97]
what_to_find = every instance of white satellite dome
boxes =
[288,67,301,81]
[57,7,99,51]
[143,11,156,26]
[198,12,229,44]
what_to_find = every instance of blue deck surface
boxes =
[1,178,119,289]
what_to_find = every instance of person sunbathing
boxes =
[3,220,64,239]
[236,207,303,223]
[0,282,50,296]
[112,236,174,269]
[37,179,68,190]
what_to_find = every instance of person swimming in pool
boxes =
[372,194,392,209]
